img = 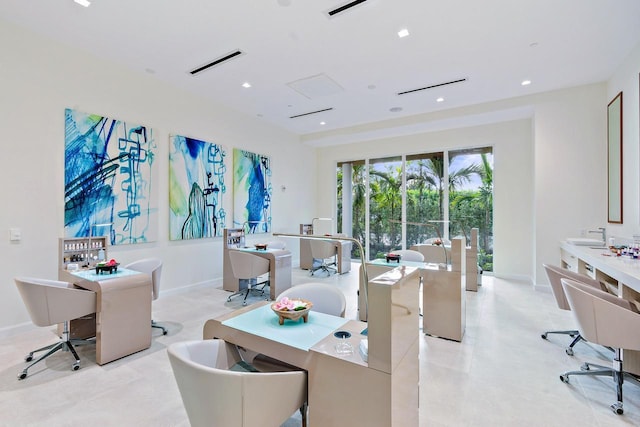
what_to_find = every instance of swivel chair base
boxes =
[152,320,168,335]
[541,329,584,355]
[227,279,270,306]
[19,320,94,380]
[560,351,640,415]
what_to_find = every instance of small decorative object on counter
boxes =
[96,259,119,274]
[386,253,401,263]
[271,297,313,325]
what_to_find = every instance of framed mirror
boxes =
[607,91,623,224]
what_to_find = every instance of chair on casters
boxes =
[276,282,346,317]
[228,251,270,305]
[266,240,286,250]
[542,264,609,355]
[309,239,337,276]
[559,278,640,415]
[388,249,425,262]
[168,339,308,427]
[125,258,167,335]
[14,277,97,380]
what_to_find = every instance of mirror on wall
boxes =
[607,91,623,224]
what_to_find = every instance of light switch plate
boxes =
[9,228,21,241]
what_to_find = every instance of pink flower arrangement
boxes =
[272,297,308,311]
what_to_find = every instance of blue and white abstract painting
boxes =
[169,135,226,240]
[233,148,272,234]
[64,108,157,245]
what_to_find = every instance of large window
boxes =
[337,147,494,271]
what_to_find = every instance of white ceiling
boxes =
[2,0,640,140]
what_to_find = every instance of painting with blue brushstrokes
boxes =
[169,135,227,240]
[233,148,272,234]
[64,108,157,245]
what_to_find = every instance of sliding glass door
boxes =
[336,146,493,271]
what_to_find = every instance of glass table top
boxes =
[222,304,348,351]
[69,267,142,281]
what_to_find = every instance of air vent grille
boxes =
[398,78,467,96]
[327,0,368,17]
[289,108,333,119]
[190,50,244,75]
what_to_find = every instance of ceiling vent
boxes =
[290,108,334,119]
[287,74,344,99]
[190,50,244,75]
[327,0,369,17]
[397,78,467,96]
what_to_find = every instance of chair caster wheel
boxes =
[72,363,80,371]
[18,371,27,380]
[580,363,590,371]
[24,354,33,362]
[541,334,547,340]
[611,403,623,415]
[163,330,168,335]
[565,347,574,356]
[560,374,569,383]
[242,302,247,306]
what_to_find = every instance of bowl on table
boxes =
[386,253,401,263]
[271,298,313,325]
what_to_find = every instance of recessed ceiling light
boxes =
[436,97,444,103]
[398,28,410,38]
[521,80,532,86]
[74,0,91,7]
[242,82,252,88]
[390,107,403,113]
[320,121,326,125]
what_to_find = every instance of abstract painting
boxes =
[233,148,272,234]
[169,135,227,240]
[64,108,157,245]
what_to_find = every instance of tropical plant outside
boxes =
[337,147,493,272]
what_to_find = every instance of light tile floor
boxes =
[1,265,639,426]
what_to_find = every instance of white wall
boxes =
[0,20,315,330]
[316,119,534,280]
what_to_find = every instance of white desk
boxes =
[358,239,466,342]
[59,267,152,365]
[300,237,352,274]
[204,267,420,426]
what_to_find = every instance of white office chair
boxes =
[14,277,97,380]
[168,339,307,427]
[559,278,640,415]
[125,258,167,335]
[266,240,286,250]
[227,251,270,305]
[542,264,608,355]
[276,282,346,317]
[309,239,337,276]
[388,249,425,262]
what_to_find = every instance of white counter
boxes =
[560,241,640,294]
